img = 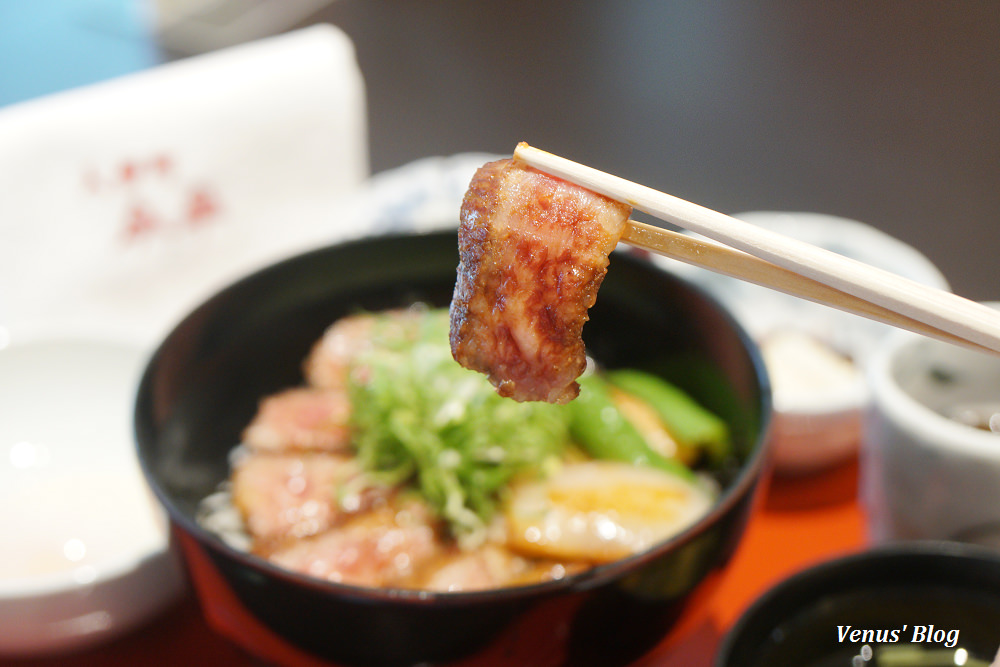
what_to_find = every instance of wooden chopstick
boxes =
[514,142,1000,355]
[621,220,997,355]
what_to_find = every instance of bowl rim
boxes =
[730,211,950,294]
[135,228,773,605]
[714,540,1000,666]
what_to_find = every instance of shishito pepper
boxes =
[567,374,696,481]
[607,369,730,465]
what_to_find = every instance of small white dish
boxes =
[862,309,1000,545]
[0,325,185,657]
[660,211,950,474]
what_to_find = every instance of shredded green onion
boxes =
[347,308,569,544]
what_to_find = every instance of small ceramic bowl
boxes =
[0,326,185,657]
[861,308,1000,545]
[663,211,950,475]
[715,542,1000,667]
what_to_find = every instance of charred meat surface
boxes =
[450,158,631,403]
[303,309,425,390]
[266,497,441,587]
[241,387,352,454]
[232,451,381,544]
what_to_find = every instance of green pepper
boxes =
[607,369,730,465]
[567,374,696,481]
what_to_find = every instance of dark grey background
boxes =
[294,1,999,301]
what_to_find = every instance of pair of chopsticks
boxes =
[513,142,1000,355]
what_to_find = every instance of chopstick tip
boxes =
[513,141,533,160]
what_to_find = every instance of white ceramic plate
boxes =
[0,326,185,656]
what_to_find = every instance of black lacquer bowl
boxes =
[134,230,771,667]
[716,542,1000,667]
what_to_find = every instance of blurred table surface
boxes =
[13,457,866,667]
